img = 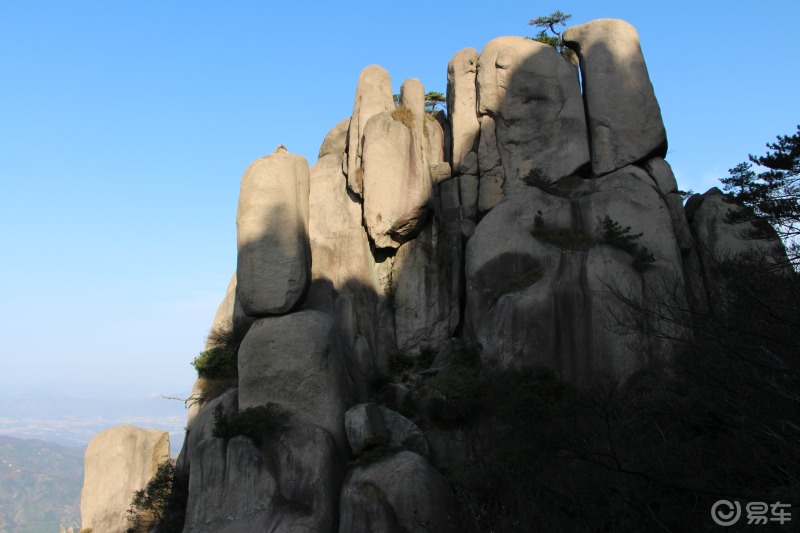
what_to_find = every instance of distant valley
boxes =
[0,436,83,533]
[0,387,189,455]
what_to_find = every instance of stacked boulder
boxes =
[181,66,460,529]
[172,17,779,533]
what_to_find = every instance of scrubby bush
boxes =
[126,460,188,533]
[597,215,656,270]
[390,107,415,130]
[212,403,291,447]
[191,345,237,379]
[521,167,553,189]
[191,319,250,380]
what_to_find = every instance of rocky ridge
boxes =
[81,18,787,533]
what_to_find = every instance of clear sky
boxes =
[1,1,798,437]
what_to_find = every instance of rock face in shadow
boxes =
[177,388,238,474]
[464,167,687,382]
[686,187,786,265]
[393,219,461,354]
[236,147,311,316]
[345,403,429,458]
[477,36,590,188]
[447,48,480,220]
[80,426,170,533]
[338,452,460,533]
[183,436,276,533]
[563,18,667,175]
[182,424,343,533]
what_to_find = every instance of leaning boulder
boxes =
[362,111,432,248]
[345,403,429,457]
[318,117,350,159]
[80,425,170,533]
[563,19,667,175]
[344,65,395,195]
[477,36,589,191]
[447,48,480,175]
[236,146,310,316]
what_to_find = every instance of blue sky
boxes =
[1,1,798,439]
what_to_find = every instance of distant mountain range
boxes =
[0,388,189,455]
[0,436,84,533]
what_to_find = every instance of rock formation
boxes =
[80,425,170,533]
[84,17,787,533]
[236,146,310,316]
[563,18,667,175]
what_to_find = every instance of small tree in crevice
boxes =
[597,215,656,270]
[529,10,575,60]
[126,460,188,533]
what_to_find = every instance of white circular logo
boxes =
[711,500,742,527]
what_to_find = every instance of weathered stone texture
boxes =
[339,452,460,533]
[563,18,667,175]
[344,65,394,195]
[362,111,431,249]
[236,147,310,316]
[447,48,480,173]
[238,310,351,453]
[80,426,170,533]
[477,36,589,189]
